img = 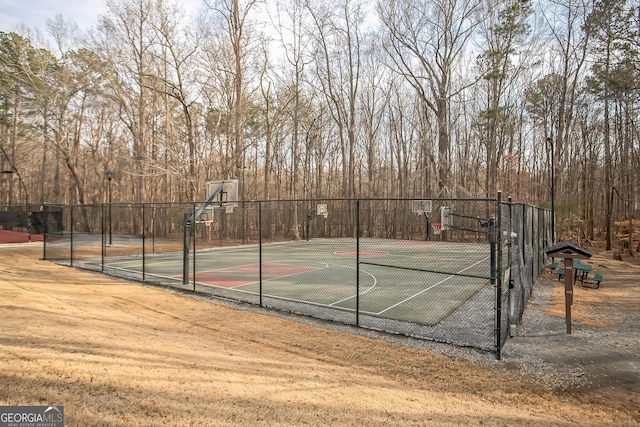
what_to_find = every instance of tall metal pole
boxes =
[183,213,191,285]
[493,191,501,360]
[105,170,113,246]
[356,199,360,327]
[142,204,146,281]
[259,202,263,307]
[546,137,555,243]
[42,204,48,260]
[108,176,112,245]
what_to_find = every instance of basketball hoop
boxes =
[195,209,214,224]
[431,223,443,235]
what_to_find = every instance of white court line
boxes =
[329,266,378,306]
[375,256,490,316]
[212,259,378,306]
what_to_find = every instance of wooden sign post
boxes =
[544,243,592,334]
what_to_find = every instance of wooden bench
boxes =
[581,273,603,289]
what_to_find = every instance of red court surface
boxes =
[186,262,318,288]
[0,230,43,244]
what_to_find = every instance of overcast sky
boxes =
[1,0,203,45]
[0,0,108,34]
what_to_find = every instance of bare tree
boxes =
[271,0,313,238]
[147,0,200,200]
[204,0,260,182]
[378,0,482,194]
[307,0,366,200]
[96,0,158,207]
[358,37,390,198]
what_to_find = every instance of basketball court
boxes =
[86,238,491,327]
[43,188,515,352]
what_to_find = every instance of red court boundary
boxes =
[184,262,318,288]
[0,230,43,243]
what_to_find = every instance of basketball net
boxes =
[432,223,443,235]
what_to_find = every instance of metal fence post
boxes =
[356,199,360,326]
[183,213,190,285]
[42,204,47,261]
[259,201,263,307]
[192,203,196,291]
[507,196,513,337]
[101,204,105,273]
[142,204,146,281]
[70,206,74,267]
[494,191,503,360]
[27,203,32,242]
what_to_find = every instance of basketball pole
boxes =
[423,211,430,241]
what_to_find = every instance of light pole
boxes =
[545,137,555,243]
[105,170,114,245]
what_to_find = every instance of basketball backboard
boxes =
[411,200,432,214]
[441,206,453,229]
[205,179,238,208]
[317,203,328,218]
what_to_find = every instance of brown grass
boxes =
[0,248,638,426]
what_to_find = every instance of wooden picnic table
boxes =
[573,259,592,282]
[554,258,592,282]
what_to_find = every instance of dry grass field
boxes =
[0,246,638,426]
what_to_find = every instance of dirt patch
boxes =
[0,247,638,426]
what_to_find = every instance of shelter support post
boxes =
[563,257,573,334]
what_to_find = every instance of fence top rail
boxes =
[37,197,508,209]
[3,199,550,213]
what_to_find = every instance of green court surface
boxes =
[96,238,492,326]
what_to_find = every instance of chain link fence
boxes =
[37,194,550,359]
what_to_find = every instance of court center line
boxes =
[375,256,490,316]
